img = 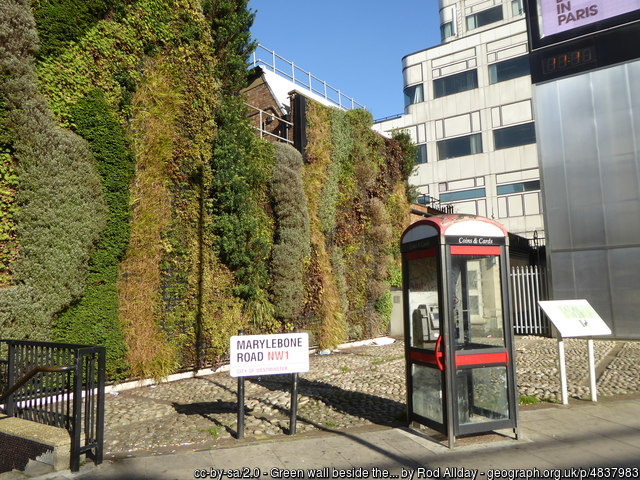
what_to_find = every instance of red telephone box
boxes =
[401,214,518,447]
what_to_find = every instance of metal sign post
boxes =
[230,332,309,438]
[236,330,245,439]
[539,300,612,404]
[289,373,299,435]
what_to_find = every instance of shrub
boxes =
[269,143,310,326]
[0,0,106,339]
[54,89,134,378]
[32,0,118,58]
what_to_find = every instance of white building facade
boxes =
[374,0,543,240]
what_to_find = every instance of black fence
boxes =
[0,339,105,472]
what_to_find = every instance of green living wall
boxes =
[300,102,414,346]
[0,0,415,380]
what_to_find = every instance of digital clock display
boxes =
[542,47,597,74]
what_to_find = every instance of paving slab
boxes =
[38,397,637,480]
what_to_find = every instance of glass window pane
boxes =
[437,133,483,160]
[416,144,427,164]
[449,255,505,349]
[441,22,454,41]
[440,187,486,203]
[511,0,523,16]
[456,366,510,426]
[408,254,440,347]
[493,122,536,150]
[434,70,478,98]
[412,364,443,423]
[489,56,530,84]
[404,84,424,108]
[497,180,540,195]
[466,15,477,31]
[466,5,503,31]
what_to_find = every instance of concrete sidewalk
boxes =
[50,396,640,480]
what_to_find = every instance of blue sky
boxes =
[248,0,442,121]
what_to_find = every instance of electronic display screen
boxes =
[537,0,640,37]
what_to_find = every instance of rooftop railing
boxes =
[250,44,365,111]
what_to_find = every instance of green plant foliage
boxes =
[206,0,273,309]
[391,129,417,180]
[269,143,310,327]
[1,0,415,377]
[35,0,185,124]
[32,0,118,58]
[118,60,181,379]
[209,97,273,303]
[0,142,18,287]
[320,109,351,236]
[54,89,134,378]
[303,102,346,348]
[0,0,106,339]
[374,290,393,331]
[301,103,413,342]
[203,0,256,92]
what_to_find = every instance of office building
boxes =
[374,0,544,241]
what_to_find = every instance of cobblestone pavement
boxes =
[103,337,640,458]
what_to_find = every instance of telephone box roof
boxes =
[401,214,508,245]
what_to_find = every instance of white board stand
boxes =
[539,300,611,404]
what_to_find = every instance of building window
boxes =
[440,187,486,203]
[493,122,536,150]
[433,70,478,98]
[437,133,483,160]
[489,56,530,84]
[441,21,454,41]
[511,0,523,16]
[497,180,540,195]
[417,194,435,205]
[466,5,503,31]
[416,144,427,164]
[404,84,424,108]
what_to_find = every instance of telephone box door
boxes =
[447,244,517,436]
[404,248,447,433]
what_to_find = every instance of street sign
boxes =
[230,333,309,377]
[538,299,612,337]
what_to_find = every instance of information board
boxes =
[538,0,640,37]
[538,299,611,337]
[230,333,309,377]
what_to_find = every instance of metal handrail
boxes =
[373,113,403,124]
[0,339,105,472]
[250,44,365,111]
[245,103,294,145]
[0,365,74,404]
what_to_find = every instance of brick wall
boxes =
[0,431,52,473]
[243,72,293,144]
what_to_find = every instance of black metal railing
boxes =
[416,194,455,214]
[0,339,105,472]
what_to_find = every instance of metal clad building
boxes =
[525,0,640,337]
